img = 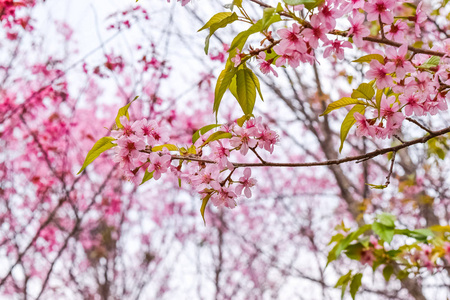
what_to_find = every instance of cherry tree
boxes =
[1,0,450,299]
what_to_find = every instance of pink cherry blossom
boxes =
[210,181,237,208]
[209,141,234,170]
[273,46,301,68]
[369,235,383,249]
[147,152,172,180]
[366,60,395,89]
[256,127,278,154]
[229,126,258,156]
[385,45,415,80]
[379,95,405,136]
[360,248,375,266]
[317,2,343,30]
[256,52,278,77]
[112,116,140,138]
[405,71,438,97]
[354,112,375,137]
[323,39,352,60]
[365,0,395,25]
[191,164,221,192]
[340,0,365,13]
[235,168,257,198]
[399,91,424,116]
[231,48,242,67]
[167,0,190,6]
[117,135,145,158]
[276,23,307,53]
[412,2,427,37]
[348,13,370,47]
[384,20,408,43]
[302,15,329,49]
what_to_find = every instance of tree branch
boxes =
[155,125,450,168]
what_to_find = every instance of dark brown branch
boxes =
[153,125,450,168]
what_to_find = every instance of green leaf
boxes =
[328,233,345,245]
[372,258,383,272]
[372,222,394,244]
[234,0,243,6]
[382,265,394,281]
[305,0,325,9]
[335,270,352,287]
[327,224,371,266]
[229,74,239,100]
[188,144,197,154]
[353,54,385,64]
[261,8,282,30]
[236,115,252,127]
[198,12,234,32]
[339,104,365,153]
[200,193,212,225]
[350,273,363,300]
[151,144,179,152]
[397,269,409,280]
[320,97,365,116]
[386,249,401,257]
[235,68,257,115]
[202,131,233,146]
[140,170,154,185]
[429,225,450,232]
[115,96,139,129]
[275,3,284,12]
[396,228,434,242]
[264,49,280,65]
[366,183,388,189]
[335,271,352,299]
[283,0,315,5]
[229,20,263,54]
[375,88,384,116]
[192,124,222,144]
[345,243,364,260]
[359,236,370,248]
[214,62,238,119]
[248,68,264,101]
[351,83,375,100]
[418,56,440,69]
[77,137,117,174]
[203,13,238,54]
[376,213,396,228]
[230,0,243,10]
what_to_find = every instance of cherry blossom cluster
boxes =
[111,116,170,179]
[106,5,150,30]
[355,46,450,139]
[0,0,36,36]
[410,242,450,271]
[264,0,428,70]
[226,0,450,140]
[0,0,35,21]
[111,115,278,209]
[352,234,450,273]
[166,0,190,6]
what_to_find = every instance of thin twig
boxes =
[385,151,397,187]
[406,117,433,133]
[379,15,385,40]
[250,147,266,164]
[394,135,405,144]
